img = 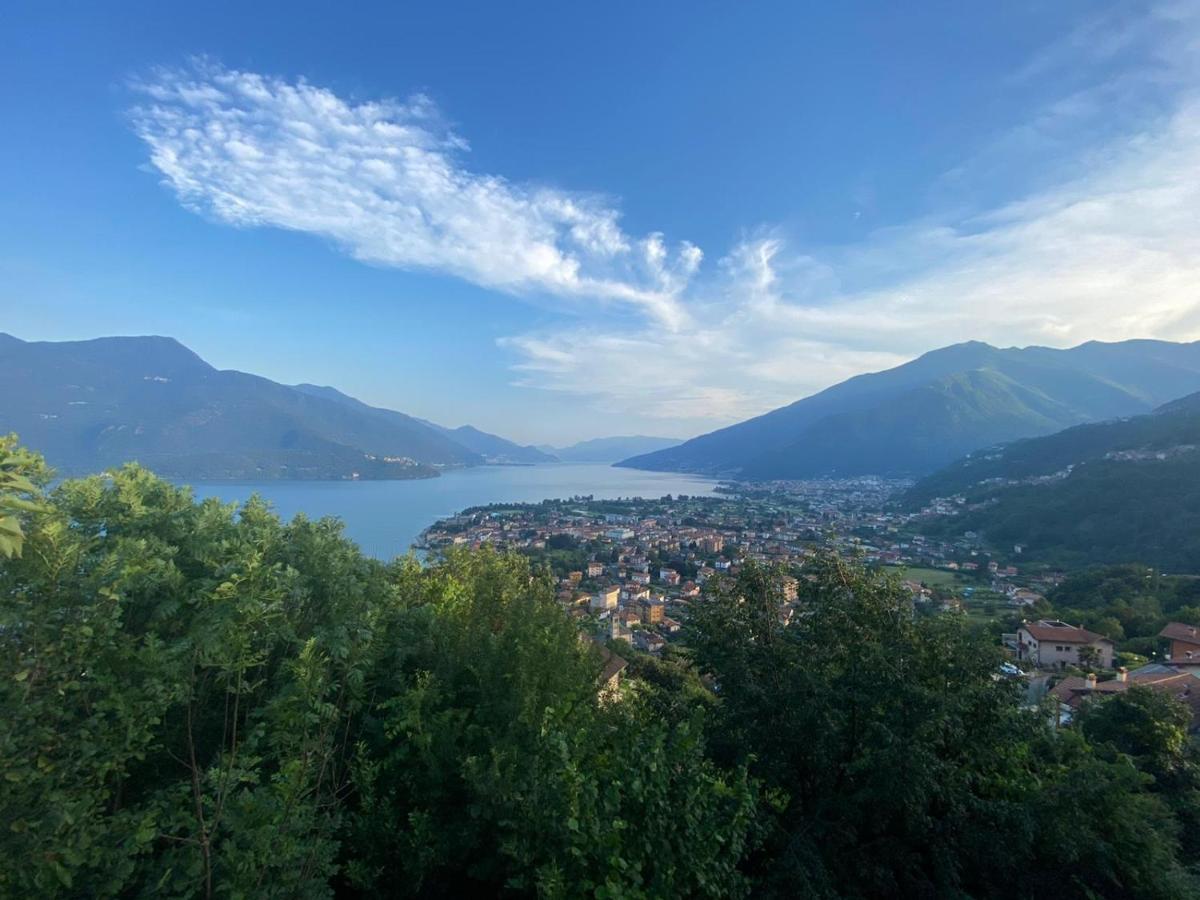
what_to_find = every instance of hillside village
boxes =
[420,478,1048,630]
[420,480,1200,731]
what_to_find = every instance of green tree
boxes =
[0,434,48,558]
[1078,645,1102,670]
[2,461,387,896]
[4,440,1198,899]
[1079,686,1200,865]
[688,555,1198,899]
[345,548,756,898]
[1,448,755,898]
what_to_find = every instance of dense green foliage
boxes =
[0,450,752,898]
[908,391,1200,505]
[921,456,1200,571]
[907,394,1200,570]
[1079,686,1200,864]
[3,443,1199,898]
[0,435,47,558]
[687,559,1200,898]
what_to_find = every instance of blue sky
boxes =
[2,1,1198,444]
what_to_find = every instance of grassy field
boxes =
[883,565,965,590]
[882,565,1013,626]
[961,589,1012,625]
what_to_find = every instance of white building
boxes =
[1016,620,1114,670]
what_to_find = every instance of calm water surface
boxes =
[190,464,719,558]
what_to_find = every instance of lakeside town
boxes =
[418,477,1050,627]
[419,478,1200,728]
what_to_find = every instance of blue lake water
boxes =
[190,464,719,558]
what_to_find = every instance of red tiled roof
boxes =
[1050,677,1128,704]
[597,646,627,683]
[1021,620,1110,644]
[1160,622,1200,646]
[1052,670,1200,728]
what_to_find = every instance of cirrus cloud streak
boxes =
[131,61,701,329]
[129,13,1200,435]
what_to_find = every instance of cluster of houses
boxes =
[422,481,1037,600]
[423,491,1200,729]
[572,552,750,656]
[1011,619,1200,730]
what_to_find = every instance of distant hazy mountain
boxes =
[425,422,556,464]
[550,435,682,463]
[433,425,556,464]
[0,334,481,480]
[618,340,1200,479]
[906,392,1200,570]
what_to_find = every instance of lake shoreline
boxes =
[188,463,721,559]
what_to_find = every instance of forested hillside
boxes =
[2,438,1198,898]
[907,392,1200,570]
[0,334,482,479]
[293,384,556,464]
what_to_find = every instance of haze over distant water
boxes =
[190,464,719,558]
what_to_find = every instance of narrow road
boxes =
[1025,673,1051,705]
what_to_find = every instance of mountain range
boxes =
[905,391,1200,571]
[12,332,1200,487]
[0,334,552,479]
[618,339,1200,479]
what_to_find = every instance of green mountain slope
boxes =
[742,368,1102,478]
[619,339,1200,478]
[0,334,481,479]
[906,393,1200,571]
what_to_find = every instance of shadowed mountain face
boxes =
[291,384,557,465]
[618,340,1200,479]
[905,392,1200,570]
[0,333,482,480]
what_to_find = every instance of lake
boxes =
[190,464,719,558]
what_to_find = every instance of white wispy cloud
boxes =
[130,60,701,329]
[502,2,1200,429]
[508,93,1200,426]
[130,6,1200,434]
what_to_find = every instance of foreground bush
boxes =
[1,439,1197,898]
[0,447,752,898]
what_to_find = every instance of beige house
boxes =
[595,645,627,703]
[641,599,665,625]
[589,585,620,611]
[1016,620,1114,670]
